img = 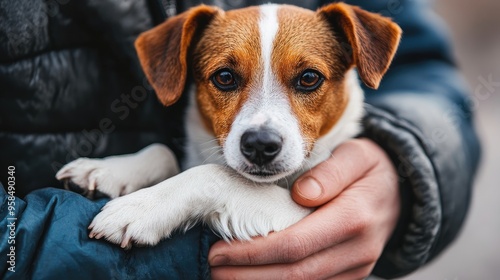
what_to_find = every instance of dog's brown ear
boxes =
[318,3,401,89]
[135,5,220,106]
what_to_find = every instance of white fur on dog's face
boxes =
[223,5,305,182]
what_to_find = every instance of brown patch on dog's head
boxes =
[272,5,350,151]
[135,6,263,142]
[270,4,401,150]
[191,7,262,141]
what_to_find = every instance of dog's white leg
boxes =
[56,144,179,198]
[88,164,312,248]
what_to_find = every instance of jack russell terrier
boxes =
[56,3,401,249]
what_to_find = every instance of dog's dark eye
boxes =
[296,70,324,92]
[212,69,238,91]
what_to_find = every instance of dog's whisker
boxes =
[283,176,291,190]
[199,138,222,145]
[202,150,224,164]
[201,146,223,154]
[302,158,315,177]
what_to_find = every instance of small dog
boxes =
[56,3,400,248]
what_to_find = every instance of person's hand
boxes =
[209,138,401,279]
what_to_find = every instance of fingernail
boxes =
[210,254,229,266]
[296,177,323,200]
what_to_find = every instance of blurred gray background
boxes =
[400,0,500,279]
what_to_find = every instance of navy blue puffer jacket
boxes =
[0,0,481,279]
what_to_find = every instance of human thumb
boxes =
[291,139,379,207]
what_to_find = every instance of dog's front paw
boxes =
[56,158,127,199]
[209,183,313,241]
[88,189,170,249]
[56,144,179,199]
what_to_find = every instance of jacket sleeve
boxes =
[334,0,481,277]
[0,185,219,279]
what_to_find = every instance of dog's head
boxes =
[135,3,401,182]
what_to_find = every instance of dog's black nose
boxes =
[240,129,282,166]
